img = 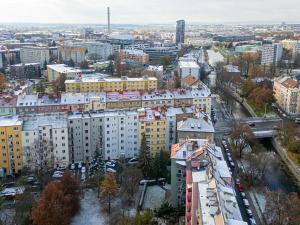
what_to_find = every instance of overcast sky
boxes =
[1,0,300,24]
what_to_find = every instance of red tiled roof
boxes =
[0,95,17,107]
[281,78,298,89]
[182,75,198,86]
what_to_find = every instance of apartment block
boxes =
[0,116,23,175]
[47,64,82,82]
[65,76,158,93]
[59,45,86,65]
[82,42,113,61]
[171,139,247,225]
[261,43,283,65]
[138,108,167,156]
[22,115,69,169]
[68,111,139,163]
[20,46,50,66]
[118,49,149,64]
[178,61,200,79]
[177,116,215,143]
[273,76,300,114]
[106,91,141,109]
[10,63,41,79]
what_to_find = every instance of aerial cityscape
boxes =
[1,0,300,225]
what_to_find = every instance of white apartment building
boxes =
[68,111,139,163]
[47,64,82,82]
[82,42,113,61]
[178,60,200,79]
[22,115,69,169]
[261,43,283,65]
[59,45,86,65]
[20,46,50,66]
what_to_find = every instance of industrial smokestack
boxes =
[107,7,111,35]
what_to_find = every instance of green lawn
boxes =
[248,101,275,117]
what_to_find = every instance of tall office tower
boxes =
[107,7,111,35]
[176,20,185,45]
[261,43,283,65]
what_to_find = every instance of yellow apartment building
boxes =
[65,76,158,93]
[138,109,167,157]
[274,76,300,115]
[0,116,23,175]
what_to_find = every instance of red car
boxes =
[236,183,244,192]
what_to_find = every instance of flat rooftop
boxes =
[47,64,82,74]
[0,116,22,127]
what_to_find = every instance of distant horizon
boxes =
[1,20,300,26]
[1,0,300,25]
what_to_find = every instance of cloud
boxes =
[0,0,299,24]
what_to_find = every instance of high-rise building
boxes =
[20,46,50,66]
[261,43,283,65]
[176,20,185,45]
[58,45,86,65]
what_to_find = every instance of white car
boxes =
[106,168,116,173]
[70,164,75,170]
[240,192,246,199]
[106,161,116,167]
[52,171,64,178]
[249,218,256,225]
[78,162,82,169]
[81,167,86,173]
[243,199,250,208]
[246,208,253,217]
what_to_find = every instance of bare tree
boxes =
[264,191,300,225]
[231,121,254,158]
[119,167,142,217]
[244,152,278,186]
[23,140,54,187]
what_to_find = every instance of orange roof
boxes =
[182,75,198,86]
[171,143,181,158]
[282,78,298,89]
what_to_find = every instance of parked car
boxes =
[246,208,253,217]
[70,163,75,170]
[230,162,235,168]
[81,167,86,173]
[128,157,138,165]
[226,153,231,158]
[236,183,244,192]
[240,192,246,199]
[227,156,233,162]
[243,199,250,208]
[106,168,117,173]
[52,171,64,178]
[249,218,257,225]
[248,122,255,127]
[57,165,66,171]
[235,178,240,185]
[78,162,82,169]
[106,161,116,168]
